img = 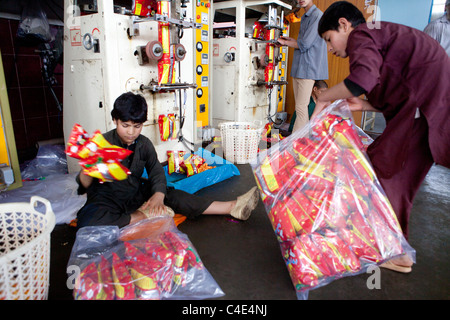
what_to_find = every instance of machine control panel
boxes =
[195,0,210,123]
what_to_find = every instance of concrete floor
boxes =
[47,162,450,300]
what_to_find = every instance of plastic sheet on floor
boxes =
[0,173,85,225]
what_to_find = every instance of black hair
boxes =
[318,1,366,36]
[111,92,148,123]
[314,80,328,89]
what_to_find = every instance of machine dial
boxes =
[174,44,186,61]
[82,33,94,50]
[224,52,234,63]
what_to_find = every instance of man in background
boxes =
[424,0,450,56]
[277,0,328,132]
[288,80,328,132]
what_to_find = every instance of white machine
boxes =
[211,0,291,127]
[63,0,212,172]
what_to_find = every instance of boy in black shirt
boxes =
[76,92,259,228]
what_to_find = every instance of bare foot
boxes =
[390,255,413,267]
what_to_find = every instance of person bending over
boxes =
[312,1,450,273]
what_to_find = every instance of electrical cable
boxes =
[174,60,194,153]
[266,86,286,129]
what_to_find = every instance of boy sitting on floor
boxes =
[75,92,259,228]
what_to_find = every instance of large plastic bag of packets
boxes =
[251,100,415,299]
[67,216,224,300]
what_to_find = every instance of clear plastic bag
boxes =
[251,100,415,299]
[0,173,85,225]
[20,144,68,180]
[17,0,53,43]
[67,217,225,300]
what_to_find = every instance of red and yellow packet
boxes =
[65,124,132,183]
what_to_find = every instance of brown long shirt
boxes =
[345,22,450,179]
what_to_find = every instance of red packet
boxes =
[80,158,131,183]
[342,212,383,263]
[283,190,317,235]
[127,253,161,300]
[132,0,157,17]
[163,231,203,269]
[341,148,374,184]
[298,233,332,278]
[182,154,205,177]
[311,230,360,275]
[254,172,275,207]
[365,209,404,260]
[324,114,365,151]
[65,124,133,182]
[65,123,90,159]
[73,262,103,300]
[98,256,115,300]
[257,156,283,193]
[167,150,186,175]
[147,239,175,292]
[111,252,136,300]
[285,237,322,289]
[158,114,177,141]
[268,200,298,241]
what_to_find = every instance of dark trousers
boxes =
[76,180,213,228]
[374,116,434,239]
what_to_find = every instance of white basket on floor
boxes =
[220,122,263,164]
[0,196,55,300]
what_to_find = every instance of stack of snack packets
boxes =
[167,150,215,177]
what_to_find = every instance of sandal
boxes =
[380,260,412,273]
[230,186,260,220]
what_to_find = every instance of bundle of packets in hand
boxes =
[69,217,224,300]
[65,124,132,183]
[167,150,216,177]
[251,100,415,298]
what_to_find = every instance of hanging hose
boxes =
[175,87,194,152]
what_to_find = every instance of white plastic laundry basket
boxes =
[220,122,263,164]
[0,196,55,300]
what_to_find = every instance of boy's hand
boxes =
[311,100,331,119]
[345,97,365,111]
[346,97,378,112]
[277,36,294,43]
[78,169,94,188]
[140,192,166,215]
[276,36,298,49]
